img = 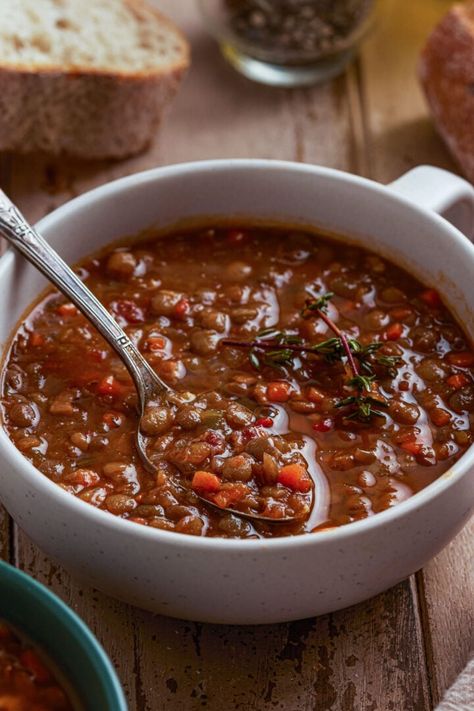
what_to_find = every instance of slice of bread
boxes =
[419,2,474,183]
[0,0,189,158]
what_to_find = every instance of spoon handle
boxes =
[0,189,167,394]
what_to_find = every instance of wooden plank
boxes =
[2,1,444,709]
[360,0,474,705]
[418,522,474,706]
[359,0,457,184]
[134,580,429,711]
[16,529,140,709]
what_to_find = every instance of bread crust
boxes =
[419,2,474,183]
[0,0,189,159]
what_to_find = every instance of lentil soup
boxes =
[1,225,473,538]
[0,621,75,711]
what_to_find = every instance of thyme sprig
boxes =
[222,293,400,421]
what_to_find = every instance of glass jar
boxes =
[199,0,378,87]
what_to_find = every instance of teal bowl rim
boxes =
[0,559,127,710]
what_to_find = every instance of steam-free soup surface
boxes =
[2,226,473,538]
[0,621,74,710]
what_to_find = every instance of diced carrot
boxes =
[267,381,292,403]
[29,332,45,347]
[192,470,221,494]
[103,411,123,428]
[400,441,422,455]
[211,484,248,508]
[19,649,52,683]
[312,417,333,433]
[430,408,451,427]
[447,373,469,390]
[447,352,474,368]
[173,298,190,320]
[57,303,77,317]
[420,289,442,308]
[144,336,166,352]
[96,375,123,397]
[384,322,403,341]
[277,463,312,493]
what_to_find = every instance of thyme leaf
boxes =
[222,292,400,422]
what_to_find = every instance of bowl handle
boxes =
[387,165,474,240]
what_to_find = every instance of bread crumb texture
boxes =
[0,0,187,74]
[0,0,189,157]
[419,2,474,182]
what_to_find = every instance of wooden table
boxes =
[0,1,472,709]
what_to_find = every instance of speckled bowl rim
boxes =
[0,559,128,710]
[0,159,473,552]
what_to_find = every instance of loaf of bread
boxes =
[419,2,474,183]
[0,0,189,159]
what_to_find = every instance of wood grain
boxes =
[132,579,430,711]
[359,0,457,185]
[0,1,471,710]
[359,1,474,704]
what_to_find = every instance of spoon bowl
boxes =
[0,189,309,525]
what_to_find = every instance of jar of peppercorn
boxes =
[199,0,378,87]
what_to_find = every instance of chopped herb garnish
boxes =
[222,292,400,421]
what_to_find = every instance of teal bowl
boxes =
[0,560,127,710]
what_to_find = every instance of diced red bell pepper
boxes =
[312,417,333,433]
[255,417,273,428]
[420,289,442,308]
[447,373,469,390]
[384,322,403,341]
[192,470,221,494]
[97,375,123,397]
[277,464,312,493]
[173,298,190,320]
[144,336,166,352]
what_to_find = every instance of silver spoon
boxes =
[0,190,310,525]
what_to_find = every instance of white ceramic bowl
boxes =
[0,161,473,624]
